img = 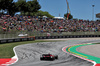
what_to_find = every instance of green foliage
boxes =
[0,0,52,17]
[17,0,41,16]
[64,13,73,19]
[0,0,41,16]
[21,10,54,18]
[0,0,19,16]
[26,0,41,12]
[15,0,26,12]
[37,10,54,18]
[0,0,13,10]
[7,2,20,16]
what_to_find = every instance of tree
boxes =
[0,0,13,10]
[15,0,27,15]
[26,0,41,15]
[7,2,20,16]
[17,0,41,16]
[0,0,41,16]
[0,0,19,16]
[38,10,54,18]
[64,13,73,20]
[21,10,54,18]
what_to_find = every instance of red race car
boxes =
[40,53,58,61]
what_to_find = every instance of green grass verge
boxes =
[0,40,59,58]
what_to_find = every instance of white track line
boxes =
[2,46,18,66]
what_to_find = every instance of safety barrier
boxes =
[0,35,100,44]
[0,37,35,44]
[35,35,100,39]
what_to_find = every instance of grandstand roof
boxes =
[96,13,100,18]
[54,17,65,20]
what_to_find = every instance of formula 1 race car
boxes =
[40,53,58,61]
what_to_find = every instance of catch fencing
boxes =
[0,31,100,44]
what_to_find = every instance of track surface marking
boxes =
[9,38,100,66]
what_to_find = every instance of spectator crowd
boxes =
[0,15,100,33]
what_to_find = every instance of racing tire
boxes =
[55,55,58,59]
[51,58,55,61]
[40,58,43,60]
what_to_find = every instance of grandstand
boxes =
[0,14,100,39]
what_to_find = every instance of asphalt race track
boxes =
[10,38,100,66]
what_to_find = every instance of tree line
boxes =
[0,0,41,16]
[0,0,53,18]
[0,0,72,19]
